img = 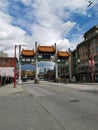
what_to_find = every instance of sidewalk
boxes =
[64,83,98,90]
[0,83,24,97]
[44,81,98,91]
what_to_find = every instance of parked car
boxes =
[22,77,27,82]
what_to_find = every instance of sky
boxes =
[0,0,98,57]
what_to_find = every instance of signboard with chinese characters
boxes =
[0,67,14,77]
[88,60,95,67]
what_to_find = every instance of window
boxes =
[96,47,98,52]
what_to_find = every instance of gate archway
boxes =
[21,42,71,83]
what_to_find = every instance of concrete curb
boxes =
[42,81,98,91]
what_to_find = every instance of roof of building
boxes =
[57,51,70,58]
[37,46,56,53]
[84,25,98,36]
[76,40,87,48]
[21,49,35,57]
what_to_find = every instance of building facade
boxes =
[73,25,98,82]
[0,57,18,85]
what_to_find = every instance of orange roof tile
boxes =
[21,49,35,57]
[38,46,55,53]
[57,51,70,58]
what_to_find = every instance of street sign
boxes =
[88,60,95,67]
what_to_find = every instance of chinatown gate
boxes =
[21,42,71,83]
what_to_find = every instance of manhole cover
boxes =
[69,99,80,103]
[28,94,34,97]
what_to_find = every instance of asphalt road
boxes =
[24,81,98,130]
[0,81,98,130]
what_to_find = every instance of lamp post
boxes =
[18,44,26,84]
[14,45,17,88]
[68,48,72,81]
[14,44,26,87]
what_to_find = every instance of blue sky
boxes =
[0,0,98,56]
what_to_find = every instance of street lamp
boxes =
[14,45,17,88]
[68,48,72,80]
[18,44,26,84]
[14,44,27,87]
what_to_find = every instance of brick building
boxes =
[72,25,98,82]
[0,57,18,85]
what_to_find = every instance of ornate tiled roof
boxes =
[38,46,56,53]
[21,49,35,57]
[57,51,70,58]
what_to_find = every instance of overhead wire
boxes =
[60,0,94,39]
[71,0,96,38]
[33,0,43,19]
[56,0,97,51]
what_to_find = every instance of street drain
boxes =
[69,99,80,103]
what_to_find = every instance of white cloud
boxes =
[29,0,78,50]
[21,0,35,6]
[0,17,26,41]
[0,0,9,12]
[0,11,27,56]
[0,11,12,23]
[31,23,60,43]
[56,39,71,51]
